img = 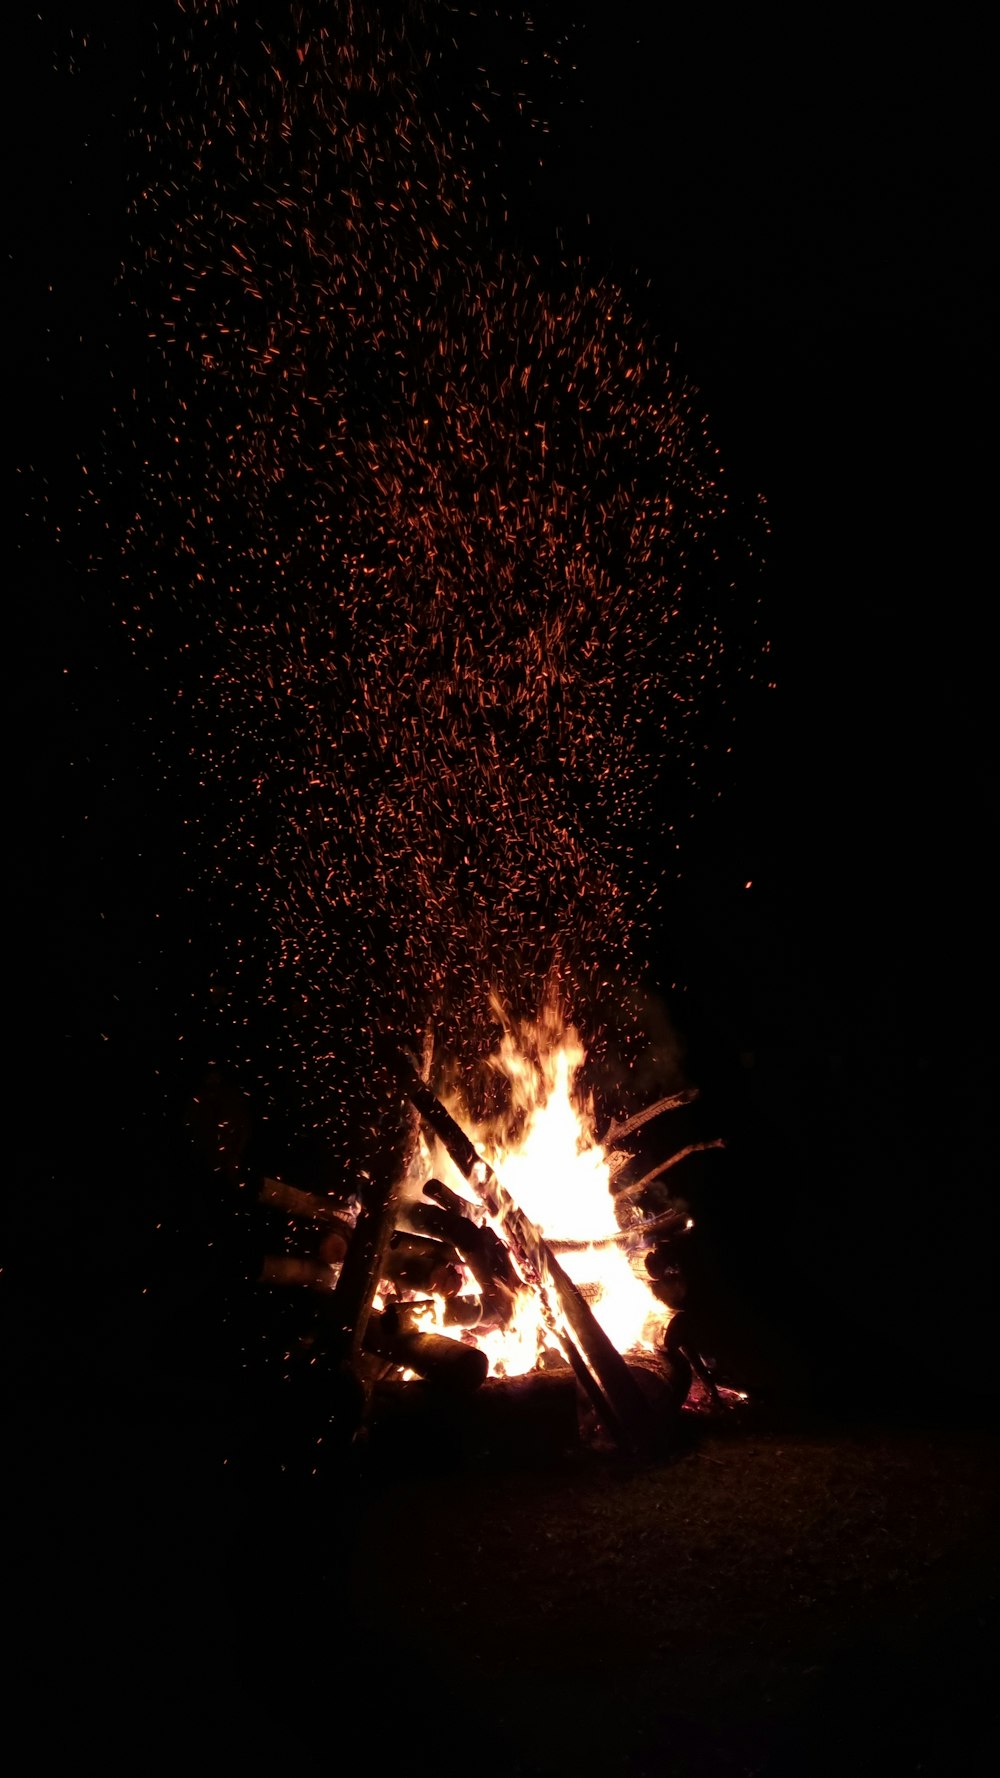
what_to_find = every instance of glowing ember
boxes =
[112,3,764,1153]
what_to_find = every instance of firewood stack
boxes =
[251,1045,740,1454]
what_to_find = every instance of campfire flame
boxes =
[405,1009,674,1378]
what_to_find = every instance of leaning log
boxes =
[601,1087,700,1148]
[327,1067,419,1366]
[379,1043,662,1458]
[613,1140,725,1206]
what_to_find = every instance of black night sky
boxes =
[8,5,999,1773]
[13,0,994,1375]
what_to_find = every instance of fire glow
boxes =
[388,1011,675,1379]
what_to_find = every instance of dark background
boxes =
[9,4,996,1403]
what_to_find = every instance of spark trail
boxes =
[117,2,763,1147]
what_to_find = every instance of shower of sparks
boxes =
[113,2,764,1152]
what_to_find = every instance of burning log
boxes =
[439,1294,483,1328]
[398,1182,520,1325]
[390,1297,484,1332]
[363,1310,489,1394]
[380,1043,664,1458]
[549,1205,691,1254]
[381,1231,465,1296]
[422,1179,523,1294]
[396,1195,471,1246]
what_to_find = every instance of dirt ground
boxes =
[6,1149,997,1773]
[351,1408,1000,1776]
[8,1364,998,1777]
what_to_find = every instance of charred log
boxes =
[645,1241,683,1277]
[318,1224,352,1267]
[406,1181,522,1322]
[256,1179,355,1264]
[645,1254,687,1310]
[663,1311,722,1412]
[363,1311,489,1394]
[440,1294,484,1328]
[630,1351,692,1419]
[417,1182,523,1292]
[381,1231,465,1296]
[258,1255,338,1292]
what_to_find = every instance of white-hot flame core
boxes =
[420,1013,671,1377]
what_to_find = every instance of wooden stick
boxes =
[602,1088,699,1148]
[614,1140,725,1203]
[327,1071,418,1365]
[549,1206,691,1253]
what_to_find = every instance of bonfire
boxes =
[253,1004,744,1457]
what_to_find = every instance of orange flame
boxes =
[408,1007,673,1377]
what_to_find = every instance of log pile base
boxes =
[242,1042,744,1463]
[364,1368,583,1472]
